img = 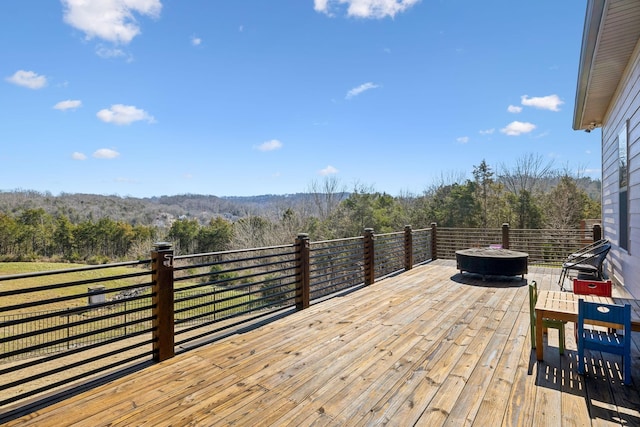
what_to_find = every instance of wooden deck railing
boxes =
[0,222,599,410]
[0,227,432,408]
[434,222,601,266]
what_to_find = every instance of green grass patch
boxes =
[0,262,285,360]
[0,262,151,315]
[0,262,264,317]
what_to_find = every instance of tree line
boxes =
[0,155,601,263]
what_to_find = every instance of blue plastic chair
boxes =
[577,299,631,385]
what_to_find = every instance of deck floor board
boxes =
[4,260,640,426]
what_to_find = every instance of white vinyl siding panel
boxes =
[601,37,640,297]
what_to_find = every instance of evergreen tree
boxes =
[473,160,493,228]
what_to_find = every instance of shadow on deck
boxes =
[3,260,640,426]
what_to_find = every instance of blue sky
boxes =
[1,0,597,198]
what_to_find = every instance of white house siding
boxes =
[600,38,640,297]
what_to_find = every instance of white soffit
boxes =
[574,0,640,130]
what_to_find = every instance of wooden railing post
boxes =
[404,225,413,271]
[295,233,310,310]
[430,222,438,261]
[580,219,587,244]
[502,223,510,249]
[364,228,375,285]
[593,224,602,242]
[151,242,174,362]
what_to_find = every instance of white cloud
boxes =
[255,139,283,151]
[535,131,550,139]
[93,148,120,159]
[319,165,339,176]
[96,104,155,125]
[96,46,128,59]
[54,100,82,111]
[507,105,522,113]
[5,70,47,89]
[479,128,495,135]
[71,152,87,160]
[115,177,136,183]
[520,94,563,112]
[500,121,536,136]
[456,136,469,144]
[314,0,329,13]
[61,0,162,44]
[191,36,202,46]
[346,82,380,99]
[315,0,420,18]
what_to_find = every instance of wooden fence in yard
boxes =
[0,222,600,411]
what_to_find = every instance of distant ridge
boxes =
[0,190,340,226]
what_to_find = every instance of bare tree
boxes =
[307,176,347,221]
[498,153,555,229]
[232,215,280,249]
[426,170,467,193]
[542,175,588,229]
[498,153,554,196]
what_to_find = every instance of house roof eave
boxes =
[573,0,606,131]
[573,0,640,132]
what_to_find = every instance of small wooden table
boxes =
[535,290,640,361]
[455,248,528,280]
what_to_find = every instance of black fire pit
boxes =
[455,247,528,280]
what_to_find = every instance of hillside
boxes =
[0,191,321,227]
[0,175,600,228]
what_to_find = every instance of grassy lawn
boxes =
[0,262,265,358]
[0,262,152,315]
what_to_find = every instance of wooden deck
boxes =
[4,260,640,426]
